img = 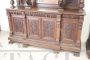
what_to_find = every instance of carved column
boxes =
[56,15,61,42]
[79,0,84,12]
[76,16,84,47]
[6,10,13,36]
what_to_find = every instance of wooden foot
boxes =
[86,50,90,59]
[23,44,29,47]
[86,33,90,59]
[9,40,15,44]
[53,51,60,54]
[73,52,80,57]
[53,51,60,58]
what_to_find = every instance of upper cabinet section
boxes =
[10,0,84,12]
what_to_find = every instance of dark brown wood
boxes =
[6,0,84,56]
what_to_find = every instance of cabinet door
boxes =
[42,18,58,42]
[61,15,79,45]
[12,14,26,37]
[27,16,41,39]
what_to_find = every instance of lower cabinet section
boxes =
[6,9,84,56]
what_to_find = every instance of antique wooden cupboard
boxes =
[6,0,84,56]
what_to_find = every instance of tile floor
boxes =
[0,31,89,60]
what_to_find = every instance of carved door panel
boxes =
[12,14,26,37]
[61,15,79,45]
[42,18,58,42]
[27,16,41,39]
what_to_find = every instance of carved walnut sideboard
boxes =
[6,0,84,56]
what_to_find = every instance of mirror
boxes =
[37,0,58,4]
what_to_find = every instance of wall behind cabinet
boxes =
[0,0,16,31]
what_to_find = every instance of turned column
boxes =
[58,0,65,11]
[79,0,84,12]
[10,0,15,8]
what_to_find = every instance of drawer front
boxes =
[12,14,26,37]
[27,16,41,39]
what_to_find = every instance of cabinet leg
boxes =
[86,50,90,59]
[9,40,15,44]
[53,51,60,58]
[73,52,80,57]
[53,51,60,54]
[23,44,29,47]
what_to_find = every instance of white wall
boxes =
[0,0,16,31]
[81,0,90,42]
[0,0,10,31]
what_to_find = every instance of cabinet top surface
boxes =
[6,8,85,15]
